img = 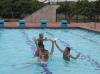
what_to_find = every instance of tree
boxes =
[57,1,75,23]
[94,0,100,22]
[0,0,44,18]
[74,0,95,22]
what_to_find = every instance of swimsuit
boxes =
[38,39,44,47]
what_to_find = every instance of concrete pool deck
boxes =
[3,22,100,32]
[70,22,100,32]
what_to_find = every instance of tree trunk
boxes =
[68,14,71,24]
[97,15,99,22]
[76,14,78,23]
[83,16,85,22]
[65,12,67,20]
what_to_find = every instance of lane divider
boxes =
[46,32,100,70]
[20,30,52,74]
[63,31,100,45]
[21,30,36,55]
[38,64,52,74]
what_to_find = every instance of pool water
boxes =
[0,28,100,74]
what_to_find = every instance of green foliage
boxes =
[57,0,100,22]
[0,0,44,18]
[94,0,100,15]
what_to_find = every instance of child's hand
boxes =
[51,38,58,41]
[33,36,36,40]
[45,37,47,40]
[77,53,80,58]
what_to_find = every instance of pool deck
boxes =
[2,22,100,32]
[70,22,100,32]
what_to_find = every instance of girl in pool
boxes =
[34,38,55,64]
[37,33,45,47]
[33,33,51,48]
[33,33,53,56]
[54,41,80,61]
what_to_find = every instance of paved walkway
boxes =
[70,22,100,32]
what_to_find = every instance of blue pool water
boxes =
[0,28,100,74]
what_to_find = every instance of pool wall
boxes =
[0,21,100,32]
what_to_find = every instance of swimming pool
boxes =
[0,28,100,74]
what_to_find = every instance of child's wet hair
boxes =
[65,47,70,51]
[39,33,43,36]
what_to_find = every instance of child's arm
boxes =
[70,53,80,59]
[55,41,64,53]
[33,37,39,49]
[50,41,55,55]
